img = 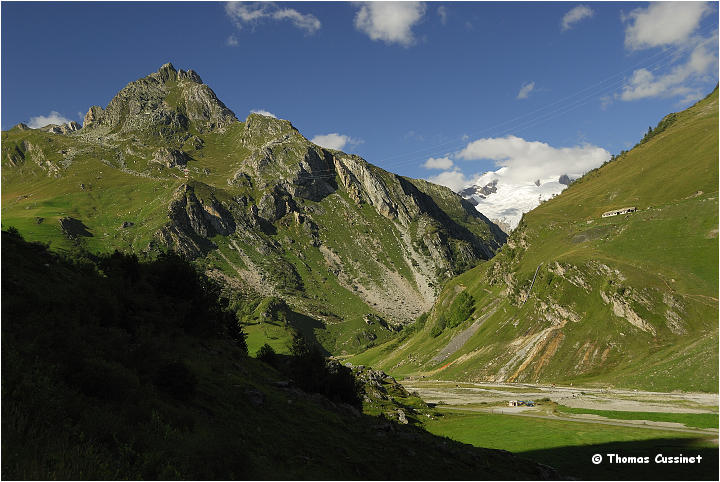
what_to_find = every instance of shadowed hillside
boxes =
[1,230,556,480]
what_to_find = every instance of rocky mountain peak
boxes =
[155,62,177,82]
[84,63,237,134]
[242,113,299,148]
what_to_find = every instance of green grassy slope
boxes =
[1,231,553,480]
[351,88,719,392]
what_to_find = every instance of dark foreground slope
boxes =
[1,230,555,480]
[352,88,718,392]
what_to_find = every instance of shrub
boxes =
[256,343,277,365]
[445,291,475,329]
[430,317,446,337]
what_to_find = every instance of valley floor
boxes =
[403,379,719,480]
[401,379,719,414]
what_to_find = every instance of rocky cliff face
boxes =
[154,183,238,258]
[146,106,505,327]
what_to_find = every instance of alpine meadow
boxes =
[1,2,718,481]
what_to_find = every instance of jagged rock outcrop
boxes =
[42,121,81,134]
[152,147,190,168]
[154,183,237,258]
[87,62,237,135]
[83,106,104,128]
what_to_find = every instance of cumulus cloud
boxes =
[422,156,454,170]
[27,111,71,129]
[619,2,717,103]
[226,35,239,46]
[225,1,321,34]
[456,135,610,185]
[620,35,718,101]
[623,2,711,50]
[310,133,363,151]
[354,2,426,47]
[516,81,535,99]
[250,109,277,118]
[561,5,594,31]
[427,168,473,192]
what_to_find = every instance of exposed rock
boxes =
[42,121,81,134]
[558,174,572,185]
[397,409,408,424]
[459,179,497,199]
[600,291,656,335]
[121,221,134,229]
[153,183,237,258]
[96,63,237,135]
[83,105,105,128]
[11,123,30,131]
[152,147,190,168]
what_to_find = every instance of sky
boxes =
[2,1,718,191]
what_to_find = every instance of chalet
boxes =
[602,206,636,218]
[507,400,536,407]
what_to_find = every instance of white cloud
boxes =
[456,135,610,185]
[437,5,448,26]
[427,168,473,192]
[516,81,535,99]
[617,3,717,103]
[428,136,609,229]
[561,5,594,31]
[310,133,363,151]
[226,35,239,46]
[422,156,454,170]
[250,109,277,118]
[225,1,321,34]
[27,111,71,128]
[624,2,711,50]
[354,2,426,47]
[620,32,718,101]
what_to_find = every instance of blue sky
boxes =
[2,2,718,189]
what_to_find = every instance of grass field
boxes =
[425,410,719,480]
[554,405,719,429]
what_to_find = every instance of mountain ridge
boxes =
[1,62,506,355]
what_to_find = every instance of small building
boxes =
[508,400,519,407]
[602,206,636,218]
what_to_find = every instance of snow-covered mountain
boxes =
[459,170,573,232]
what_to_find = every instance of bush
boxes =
[445,291,475,329]
[430,317,446,337]
[256,343,277,365]
[287,334,362,409]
